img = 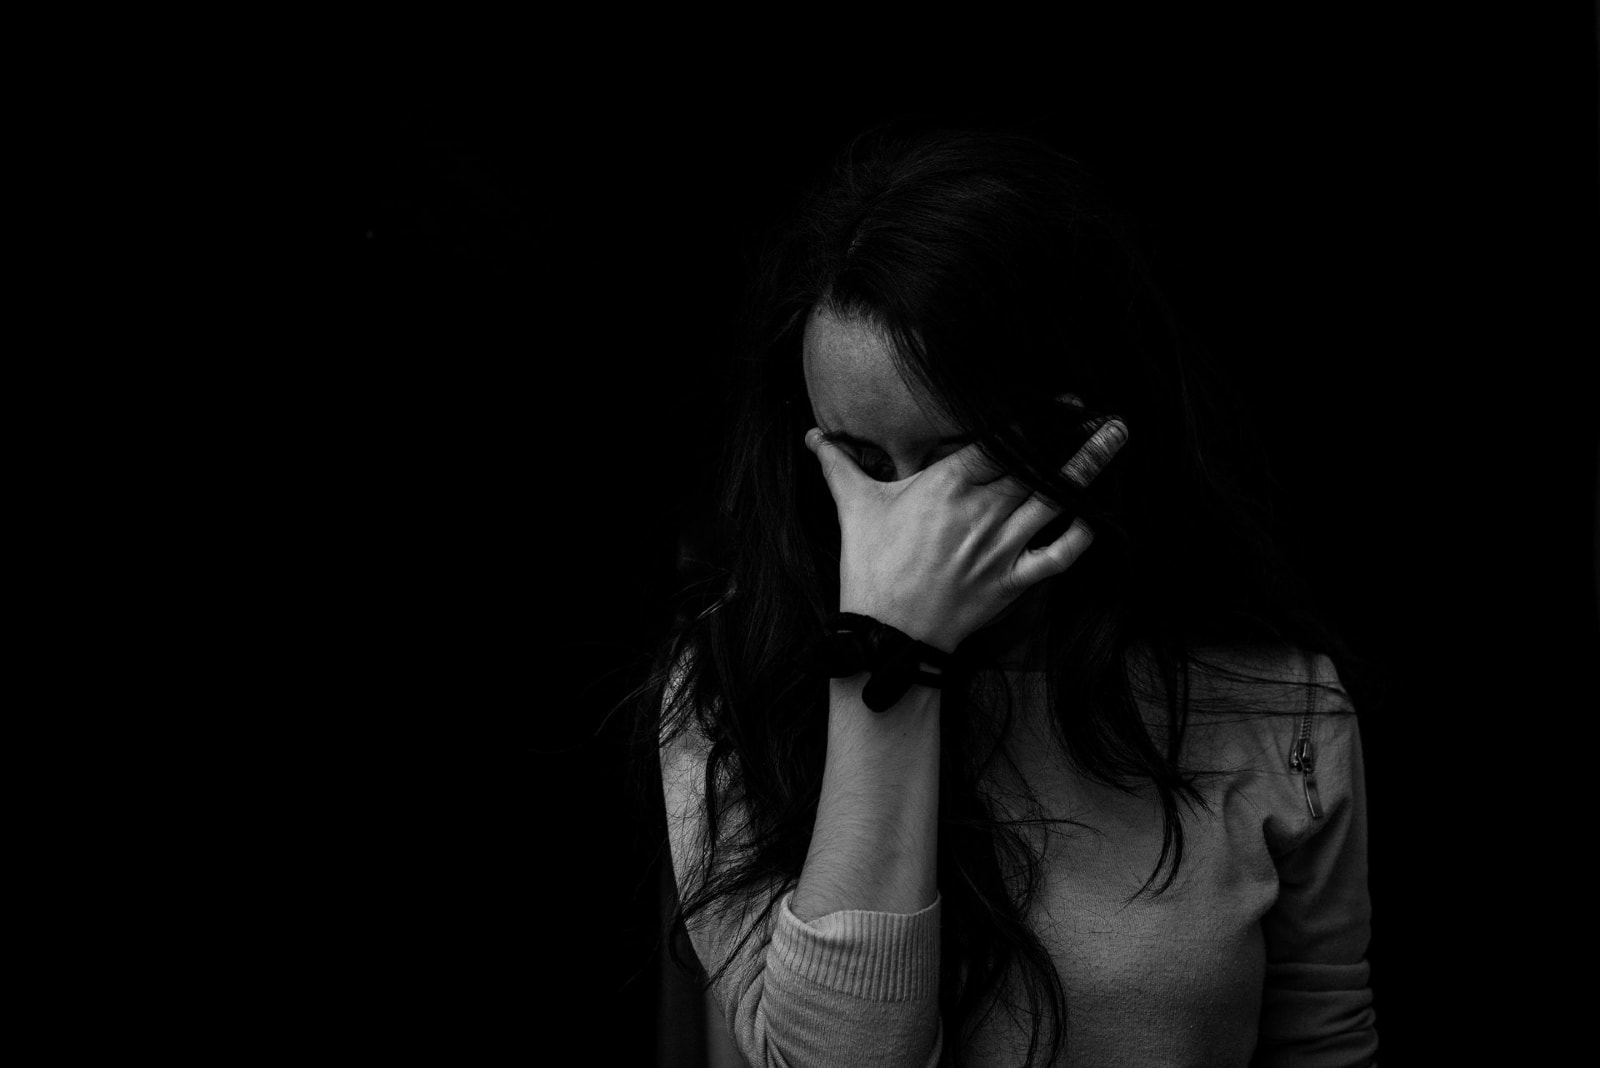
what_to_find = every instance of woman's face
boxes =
[801,307,970,482]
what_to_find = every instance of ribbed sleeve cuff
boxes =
[770,890,941,1001]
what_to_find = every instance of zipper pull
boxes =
[1290,736,1323,819]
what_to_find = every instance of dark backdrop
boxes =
[343,14,1598,1064]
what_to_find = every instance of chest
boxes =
[962,692,1282,1064]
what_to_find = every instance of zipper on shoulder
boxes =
[1290,730,1323,819]
[1290,654,1323,819]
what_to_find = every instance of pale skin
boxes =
[790,305,1128,922]
[800,306,1126,653]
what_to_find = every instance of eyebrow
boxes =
[820,427,972,451]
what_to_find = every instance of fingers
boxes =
[1004,418,1128,545]
[1012,408,1113,583]
[1062,417,1127,489]
[930,393,1087,488]
[1012,516,1097,587]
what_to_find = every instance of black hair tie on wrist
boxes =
[803,612,958,712]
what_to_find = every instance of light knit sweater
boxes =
[660,647,1377,1066]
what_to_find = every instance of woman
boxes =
[635,125,1378,1066]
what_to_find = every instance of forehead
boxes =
[801,308,956,438]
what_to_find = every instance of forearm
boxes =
[791,675,942,922]
[664,671,945,1068]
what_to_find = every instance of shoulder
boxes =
[657,646,743,852]
[1137,643,1361,779]
[1174,643,1355,724]
[658,647,717,888]
[1175,644,1368,852]
[659,646,711,811]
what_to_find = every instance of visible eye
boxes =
[816,432,893,480]
[858,450,897,481]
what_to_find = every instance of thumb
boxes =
[804,428,869,500]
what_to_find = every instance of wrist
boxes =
[810,612,962,712]
[837,603,963,654]
[830,673,942,716]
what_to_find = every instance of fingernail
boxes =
[1103,420,1127,444]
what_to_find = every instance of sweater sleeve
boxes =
[1253,653,1379,1067]
[659,708,945,1068]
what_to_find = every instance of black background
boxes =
[341,13,1598,1064]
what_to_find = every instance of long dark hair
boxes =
[630,124,1382,1067]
